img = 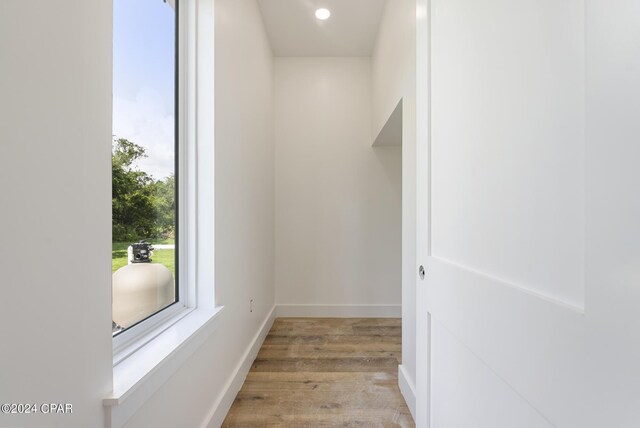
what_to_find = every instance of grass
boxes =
[112,238,175,277]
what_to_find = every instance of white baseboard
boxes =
[203,305,276,428]
[275,304,401,318]
[398,364,416,421]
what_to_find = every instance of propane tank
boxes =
[112,241,174,329]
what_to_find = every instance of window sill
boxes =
[104,306,224,427]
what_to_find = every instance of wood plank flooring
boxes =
[222,318,415,427]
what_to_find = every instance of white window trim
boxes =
[112,0,189,356]
[105,1,217,426]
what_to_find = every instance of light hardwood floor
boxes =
[222,318,415,427]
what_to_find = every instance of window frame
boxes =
[112,0,194,357]
[105,2,217,421]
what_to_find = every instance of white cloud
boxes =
[113,86,175,180]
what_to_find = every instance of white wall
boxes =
[213,0,275,330]
[0,1,113,427]
[371,0,418,412]
[123,1,275,427]
[274,57,402,313]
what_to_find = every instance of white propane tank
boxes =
[112,241,174,329]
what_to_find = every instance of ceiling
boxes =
[256,0,387,57]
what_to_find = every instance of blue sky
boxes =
[113,0,175,180]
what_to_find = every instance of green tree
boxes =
[112,138,175,242]
[150,175,176,238]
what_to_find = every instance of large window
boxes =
[112,0,179,336]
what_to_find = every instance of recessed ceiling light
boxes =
[315,8,331,20]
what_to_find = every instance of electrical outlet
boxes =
[250,299,254,313]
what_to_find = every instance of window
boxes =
[112,0,180,338]
[104,1,218,413]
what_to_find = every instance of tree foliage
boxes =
[112,138,175,242]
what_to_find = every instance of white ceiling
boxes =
[256,0,387,57]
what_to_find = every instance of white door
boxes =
[415,0,640,427]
